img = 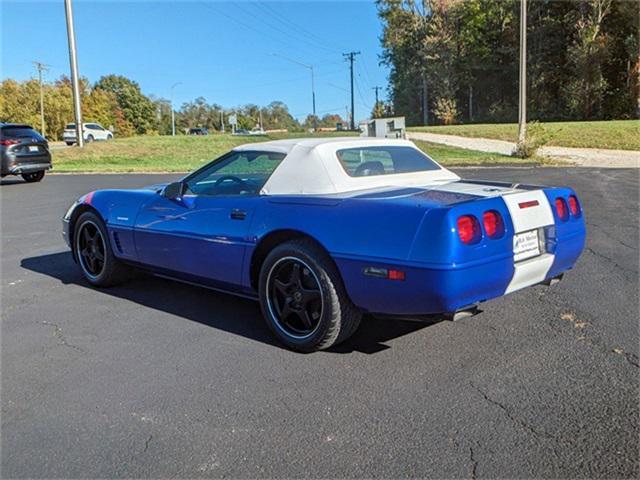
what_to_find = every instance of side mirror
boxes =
[163,181,185,200]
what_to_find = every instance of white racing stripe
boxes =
[501,190,554,233]
[433,182,520,197]
[506,253,555,294]
[501,190,556,293]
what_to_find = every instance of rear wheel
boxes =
[65,141,74,146]
[86,134,94,143]
[22,171,45,183]
[74,211,130,287]
[259,239,361,352]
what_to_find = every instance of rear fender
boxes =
[409,196,515,267]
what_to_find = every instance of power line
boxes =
[32,61,50,137]
[233,2,337,55]
[256,2,343,54]
[354,74,371,111]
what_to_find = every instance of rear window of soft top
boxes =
[336,145,440,177]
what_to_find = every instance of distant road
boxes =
[407,131,640,168]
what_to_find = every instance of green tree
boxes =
[94,75,155,134]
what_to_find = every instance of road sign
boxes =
[229,115,237,126]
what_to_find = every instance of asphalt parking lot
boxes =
[1,168,638,478]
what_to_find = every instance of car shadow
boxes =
[0,178,26,186]
[20,251,441,354]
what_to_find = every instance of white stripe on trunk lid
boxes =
[501,190,554,233]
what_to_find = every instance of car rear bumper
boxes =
[334,229,585,316]
[1,152,52,176]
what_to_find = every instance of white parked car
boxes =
[63,123,113,145]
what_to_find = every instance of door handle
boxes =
[230,209,247,220]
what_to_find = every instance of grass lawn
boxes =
[408,119,640,150]
[52,132,538,173]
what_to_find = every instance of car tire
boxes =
[22,171,45,183]
[65,141,74,146]
[86,134,94,143]
[106,134,113,141]
[73,211,131,287]
[258,238,361,352]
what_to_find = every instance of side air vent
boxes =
[112,231,123,254]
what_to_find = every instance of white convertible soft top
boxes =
[233,137,460,195]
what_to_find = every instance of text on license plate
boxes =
[28,146,39,152]
[513,229,541,262]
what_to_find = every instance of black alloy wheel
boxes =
[259,239,362,352]
[267,257,323,338]
[77,220,106,279]
[73,211,131,287]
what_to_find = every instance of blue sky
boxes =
[1,0,388,122]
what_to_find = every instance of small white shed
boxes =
[360,117,406,139]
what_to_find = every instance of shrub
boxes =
[433,98,458,125]
[513,121,551,158]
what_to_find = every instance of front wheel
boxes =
[22,171,45,182]
[106,134,113,141]
[259,239,361,352]
[74,211,130,287]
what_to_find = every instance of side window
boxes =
[185,150,286,197]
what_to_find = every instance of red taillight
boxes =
[0,138,20,146]
[482,210,504,238]
[457,215,480,244]
[387,269,406,281]
[568,195,580,216]
[555,197,568,221]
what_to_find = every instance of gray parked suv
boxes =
[0,123,52,182]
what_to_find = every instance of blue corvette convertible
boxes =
[63,138,586,351]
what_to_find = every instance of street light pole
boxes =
[271,53,316,130]
[311,65,316,129]
[32,61,49,138]
[518,0,527,145]
[64,0,83,148]
[170,82,181,136]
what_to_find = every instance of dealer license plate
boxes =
[513,229,541,262]
[28,145,39,153]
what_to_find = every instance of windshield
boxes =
[184,150,286,196]
[336,146,440,177]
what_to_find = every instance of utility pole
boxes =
[343,51,360,130]
[170,82,181,136]
[372,86,382,118]
[64,0,83,147]
[220,110,225,133]
[372,86,381,105]
[518,0,527,144]
[32,61,49,138]
[422,76,428,126]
